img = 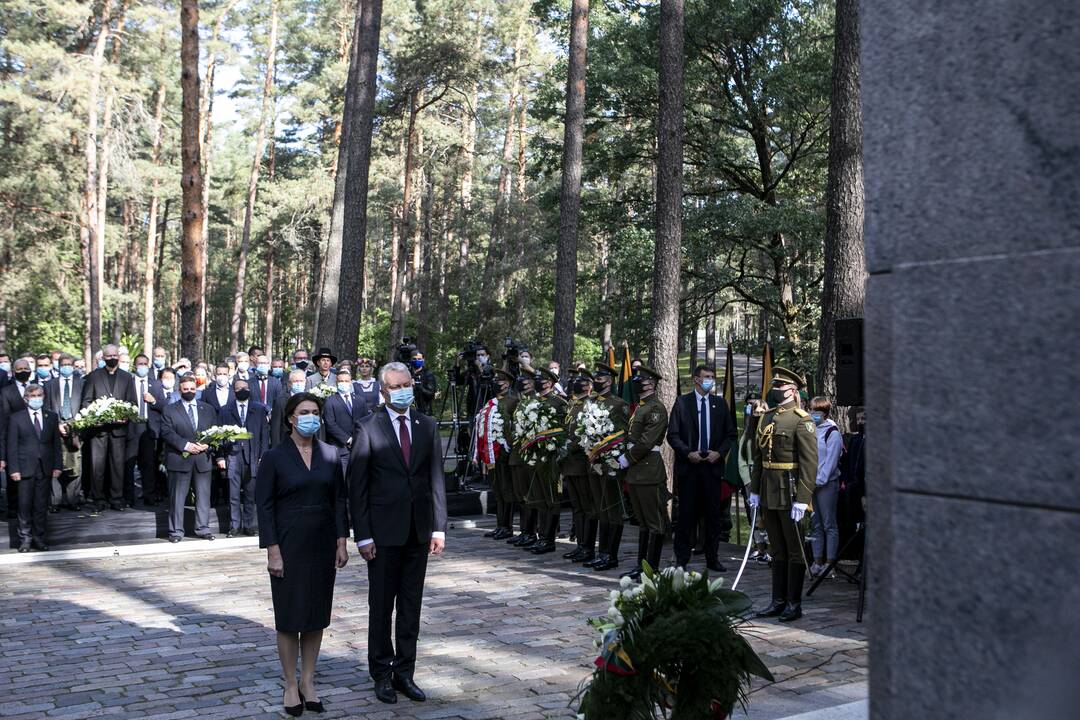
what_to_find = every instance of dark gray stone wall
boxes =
[862,1,1080,718]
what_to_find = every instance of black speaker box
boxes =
[834,318,864,406]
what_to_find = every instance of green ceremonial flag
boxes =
[619,344,637,406]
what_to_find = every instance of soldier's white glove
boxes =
[617,455,630,469]
[791,503,808,522]
[747,493,759,509]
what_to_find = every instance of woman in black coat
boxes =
[257,392,349,716]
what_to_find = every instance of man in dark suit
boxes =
[125,354,167,506]
[324,367,369,473]
[1,356,35,516]
[349,361,447,705]
[204,363,235,413]
[159,374,223,542]
[5,384,62,551]
[666,364,738,572]
[0,352,12,388]
[44,354,85,510]
[251,353,282,412]
[80,344,139,511]
[150,346,169,381]
[217,378,269,537]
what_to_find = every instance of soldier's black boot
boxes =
[620,529,650,580]
[585,522,610,568]
[507,505,528,543]
[531,514,560,554]
[647,531,666,572]
[564,515,585,559]
[578,518,598,563]
[516,510,540,547]
[779,563,806,622]
[755,561,789,618]
[485,499,505,537]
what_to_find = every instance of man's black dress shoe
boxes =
[483,528,498,538]
[707,561,726,573]
[168,536,182,543]
[592,556,620,571]
[530,540,556,554]
[110,503,125,511]
[391,675,426,702]
[196,533,214,541]
[582,553,608,568]
[374,676,397,704]
[492,528,512,540]
[225,530,238,538]
[33,542,49,551]
[562,547,582,560]
[18,544,30,553]
[754,600,787,618]
[778,602,803,623]
[243,528,258,536]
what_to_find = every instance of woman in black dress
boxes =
[256,393,349,716]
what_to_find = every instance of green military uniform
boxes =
[485,369,518,539]
[560,371,595,561]
[621,366,670,578]
[750,365,818,622]
[585,360,631,571]
[525,367,568,554]
[508,378,540,545]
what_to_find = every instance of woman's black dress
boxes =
[256,438,349,633]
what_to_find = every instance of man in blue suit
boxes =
[160,375,223,542]
[250,353,281,413]
[126,354,168,506]
[324,367,370,474]
[217,377,269,537]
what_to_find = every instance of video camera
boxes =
[394,337,418,365]
[502,337,528,378]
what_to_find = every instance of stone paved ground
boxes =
[0,519,866,719]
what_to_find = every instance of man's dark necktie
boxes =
[239,403,246,426]
[699,396,709,454]
[397,415,411,468]
[260,381,266,404]
[33,411,42,437]
[62,380,71,419]
[139,380,146,418]
[344,394,352,413]
[187,403,197,431]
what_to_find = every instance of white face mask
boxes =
[216,376,230,388]
[237,361,250,372]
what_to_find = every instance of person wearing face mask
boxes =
[353,358,382,410]
[482,369,518,541]
[34,354,56,383]
[582,362,631,572]
[218,378,270,537]
[524,367,569,556]
[204,363,235,415]
[507,369,541,547]
[193,365,210,392]
[807,397,843,580]
[324,368,369,474]
[272,370,324,447]
[80,344,139,512]
[408,350,437,416]
[617,366,671,581]
[270,358,288,381]
[251,354,281,410]
[748,366,818,623]
[257,392,349,715]
[160,375,224,542]
[43,354,85,511]
[560,370,598,562]
[117,352,132,374]
[546,361,566,398]
[159,367,181,403]
[0,351,12,388]
[347,362,447,705]
[151,346,169,380]
[124,354,167,507]
[233,352,253,383]
[5,384,62,551]
[666,364,738,573]
[292,349,312,376]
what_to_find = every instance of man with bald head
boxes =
[81,344,139,511]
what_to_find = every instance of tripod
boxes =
[805,522,867,622]
[435,372,489,492]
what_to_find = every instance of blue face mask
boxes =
[135,366,150,378]
[811,412,824,425]
[97,359,106,369]
[290,381,305,395]
[59,365,75,378]
[28,397,44,411]
[152,358,165,370]
[257,363,271,376]
[0,362,10,373]
[700,378,715,392]
[388,386,414,409]
[411,359,424,369]
[36,367,51,379]
[295,414,321,437]
[271,367,284,378]
[337,382,352,395]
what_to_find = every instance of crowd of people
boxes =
[0,343,439,551]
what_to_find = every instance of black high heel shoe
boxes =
[304,697,326,713]
[284,689,304,717]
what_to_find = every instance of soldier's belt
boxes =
[762,461,799,470]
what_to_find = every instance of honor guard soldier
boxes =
[617,366,670,581]
[561,370,595,563]
[748,366,817,622]
[585,361,630,571]
[526,367,568,554]
[508,368,540,547]
[484,369,518,540]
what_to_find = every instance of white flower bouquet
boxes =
[71,397,141,431]
[183,424,252,457]
[575,400,626,475]
[307,383,336,399]
[514,397,564,468]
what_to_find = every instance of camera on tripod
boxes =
[502,337,527,378]
[394,337,418,365]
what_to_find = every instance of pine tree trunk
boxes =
[552,0,589,372]
[316,0,364,349]
[651,0,684,411]
[705,314,717,365]
[179,0,205,360]
[229,0,279,354]
[458,11,483,273]
[389,95,420,352]
[334,0,383,360]
[143,82,166,355]
[816,0,864,405]
[82,0,114,356]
